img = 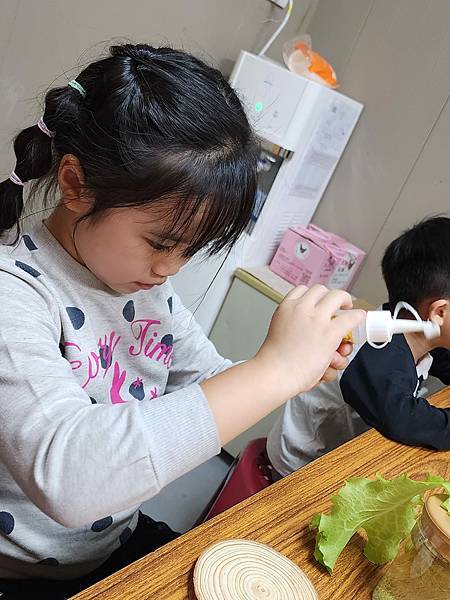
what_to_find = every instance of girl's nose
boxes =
[152,255,187,278]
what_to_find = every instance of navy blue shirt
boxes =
[340,334,450,450]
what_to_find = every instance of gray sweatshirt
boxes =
[0,221,229,580]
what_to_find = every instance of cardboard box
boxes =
[270,224,365,290]
[269,225,341,286]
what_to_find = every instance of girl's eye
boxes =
[148,240,176,253]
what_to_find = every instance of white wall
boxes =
[0,0,320,317]
[4,1,447,311]
[0,0,316,176]
[306,0,450,305]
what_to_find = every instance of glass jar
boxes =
[372,494,450,600]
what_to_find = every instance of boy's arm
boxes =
[429,348,450,384]
[340,336,450,450]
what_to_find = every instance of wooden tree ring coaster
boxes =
[194,539,318,600]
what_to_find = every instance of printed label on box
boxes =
[295,241,310,260]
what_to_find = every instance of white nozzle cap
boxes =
[365,311,441,346]
[366,311,393,344]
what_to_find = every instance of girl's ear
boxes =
[427,298,449,327]
[58,154,93,215]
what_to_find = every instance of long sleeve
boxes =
[340,335,450,450]
[165,290,232,392]
[0,271,220,529]
[429,348,450,384]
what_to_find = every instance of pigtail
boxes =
[0,123,53,237]
[0,75,88,240]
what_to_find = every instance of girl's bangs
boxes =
[156,152,257,257]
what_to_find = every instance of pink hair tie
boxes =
[37,116,55,138]
[9,171,25,186]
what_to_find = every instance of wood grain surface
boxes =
[74,387,450,600]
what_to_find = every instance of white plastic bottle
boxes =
[344,301,441,349]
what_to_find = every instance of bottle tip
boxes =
[423,320,440,340]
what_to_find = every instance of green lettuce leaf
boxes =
[310,473,450,573]
[424,474,450,508]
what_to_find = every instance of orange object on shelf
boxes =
[283,34,338,89]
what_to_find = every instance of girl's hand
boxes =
[202,285,365,446]
[320,340,354,384]
[254,285,366,397]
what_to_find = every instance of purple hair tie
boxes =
[9,171,25,186]
[37,116,55,138]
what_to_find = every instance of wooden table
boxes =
[75,387,450,600]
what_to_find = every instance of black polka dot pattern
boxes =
[91,516,113,532]
[15,260,41,278]
[160,334,174,348]
[22,234,38,251]
[0,511,14,535]
[66,307,85,330]
[122,300,135,322]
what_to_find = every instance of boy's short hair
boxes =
[382,216,450,307]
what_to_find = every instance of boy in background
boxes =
[267,217,450,477]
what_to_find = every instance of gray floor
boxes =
[140,453,233,533]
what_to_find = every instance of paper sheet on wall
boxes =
[290,98,360,200]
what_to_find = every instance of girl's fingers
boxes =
[332,309,366,337]
[283,284,310,301]
[284,284,330,305]
[337,341,353,357]
[329,351,348,371]
[320,348,351,384]
[320,351,349,385]
[316,288,353,313]
[320,367,338,384]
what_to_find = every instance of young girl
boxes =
[0,43,363,598]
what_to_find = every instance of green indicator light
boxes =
[255,101,264,113]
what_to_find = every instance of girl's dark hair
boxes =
[0,43,258,255]
[382,216,450,306]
